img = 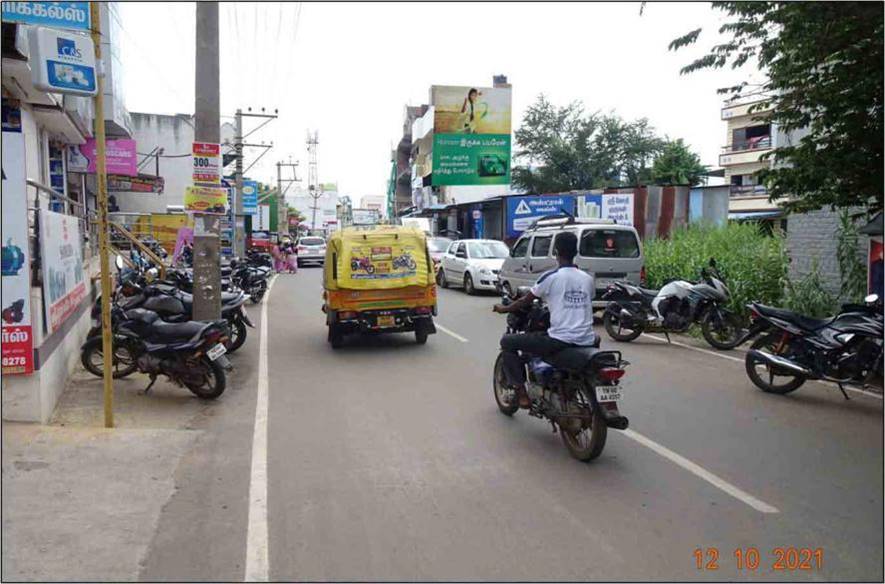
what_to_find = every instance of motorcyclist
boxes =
[493,231,596,408]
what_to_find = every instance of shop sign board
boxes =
[576,193,635,226]
[68,138,137,176]
[40,210,87,334]
[242,180,258,215]
[1,119,34,374]
[192,141,221,184]
[28,25,96,96]
[1,1,91,31]
[185,186,228,215]
[505,195,575,238]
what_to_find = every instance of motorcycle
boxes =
[231,259,271,303]
[601,258,743,350]
[392,254,416,270]
[350,256,375,274]
[744,294,883,399]
[493,288,630,462]
[81,304,231,399]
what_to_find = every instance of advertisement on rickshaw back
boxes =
[348,244,420,280]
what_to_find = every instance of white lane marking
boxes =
[244,274,277,582]
[621,429,780,514]
[641,333,884,400]
[436,323,469,343]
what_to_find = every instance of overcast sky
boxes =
[119,2,754,201]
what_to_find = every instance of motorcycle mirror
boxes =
[864,293,879,304]
[115,255,124,270]
[709,257,717,268]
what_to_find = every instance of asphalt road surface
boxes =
[139,267,883,582]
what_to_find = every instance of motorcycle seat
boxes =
[638,286,659,298]
[147,319,214,342]
[176,290,244,308]
[545,338,607,371]
[754,304,833,331]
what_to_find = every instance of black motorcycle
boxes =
[81,305,231,399]
[231,259,271,304]
[601,258,743,350]
[493,288,629,462]
[744,294,883,398]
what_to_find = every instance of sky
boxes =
[118,2,755,202]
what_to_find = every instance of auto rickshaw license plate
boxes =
[377,315,395,328]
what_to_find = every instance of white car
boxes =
[296,236,326,267]
[436,239,510,294]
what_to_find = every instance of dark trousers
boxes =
[500,333,573,388]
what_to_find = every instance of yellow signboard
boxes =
[184,185,228,215]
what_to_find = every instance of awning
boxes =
[728,210,784,220]
[859,212,883,236]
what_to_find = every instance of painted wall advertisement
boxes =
[2,119,34,374]
[576,193,635,226]
[40,210,86,334]
[68,137,137,176]
[430,85,512,186]
[184,185,228,215]
[192,141,221,184]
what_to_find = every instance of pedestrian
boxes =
[286,240,298,273]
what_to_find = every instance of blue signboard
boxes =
[242,180,258,215]
[505,195,576,239]
[1,2,91,31]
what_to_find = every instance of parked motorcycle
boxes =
[493,288,630,462]
[601,258,743,349]
[231,258,271,303]
[81,304,231,399]
[744,294,883,398]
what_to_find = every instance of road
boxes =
[139,267,883,582]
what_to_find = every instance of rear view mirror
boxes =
[115,255,124,270]
[709,258,717,268]
[865,294,879,304]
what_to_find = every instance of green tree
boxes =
[511,95,665,194]
[651,139,708,186]
[669,2,883,215]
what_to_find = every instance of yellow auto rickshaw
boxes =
[322,225,437,348]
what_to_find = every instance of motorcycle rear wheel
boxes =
[701,308,742,350]
[492,353,519,416]
[185,357,226,399]
[81,336,139,379]
[745,333,806,394]
[603,310,642,342]
[227,318,247,353]
[560,390,607,462]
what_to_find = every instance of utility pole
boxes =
[306,131,320,233]
[234,108,277,253]
[277,159,299,235]
[91,2,113,428]
[192,1,222,321]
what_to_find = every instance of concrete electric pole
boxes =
[277,159,299,235]
[306,131,321,233]
[192,1,222,321]
[234,108,277,253]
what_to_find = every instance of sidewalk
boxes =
[2,367,219,581]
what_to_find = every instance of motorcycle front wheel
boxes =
[701,308,743,350]
[81,336,139,379]
[745,333,806,394]
[227,317,247,353]
[184,356,226,399]
[492,353,519,416]
[603,309,642,342]
[560,389,607,462]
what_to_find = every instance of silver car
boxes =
[437,239,510,294]
[296,236,327,267]
[498,218,644,308]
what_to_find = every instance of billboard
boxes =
[184,186,228,214]
[505,195,575,239]
[242,180,258,215]
[430,85,512,186]
[352,208,379,226]
[576,193,635,226]
[68,138,137,176]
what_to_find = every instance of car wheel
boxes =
[464,273,476,295]
[437,268,449,288]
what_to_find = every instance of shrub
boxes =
[783,260,838,317]
[643,222,788,316]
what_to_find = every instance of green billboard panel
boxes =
[431,133,511,186]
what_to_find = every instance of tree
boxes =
[670,2,883,215]
[652,139,708,186]
[511,95,665,194]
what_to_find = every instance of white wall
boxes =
[286,187,340,231]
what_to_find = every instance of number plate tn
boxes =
[596,385,622,402]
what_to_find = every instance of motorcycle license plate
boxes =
[377,315,395,328]
[207,343,227,361]
[596,385,622,402]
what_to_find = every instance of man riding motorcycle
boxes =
[493,231,596,409]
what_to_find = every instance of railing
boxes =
[730,184,768,197]
[722,136,772,153]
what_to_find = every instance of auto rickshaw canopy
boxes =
[323,225,434,290]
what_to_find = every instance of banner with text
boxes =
[192,141,221,184]
[431,134,511,186]
[185,186,228,215]
[40,210,87,334]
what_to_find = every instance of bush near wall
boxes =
[643,223,788,317]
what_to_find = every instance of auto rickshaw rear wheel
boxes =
[328,323,344,349]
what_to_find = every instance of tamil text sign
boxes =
[185,186,228,215]
[68,138,137,176]
[1,1,90,31]
[505,195,574,239]
[192,142,221,184]
[40,210,86,334]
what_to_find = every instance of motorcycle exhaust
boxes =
[747,349,814,377]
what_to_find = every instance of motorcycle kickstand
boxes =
[142,375,158,395]
[549,419,558,434]
[837,383,851,401]
[664,331,671,343]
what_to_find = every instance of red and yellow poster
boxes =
[185,185,228,215]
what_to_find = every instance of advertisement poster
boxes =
[2,123,34,374]
[1,1,91,31]
[430,85,512,186]
[184,185,228,214]
[576,193,635,226]
[256,204,271,231]
[67,138,137,176]
[505,195,575,238]
[242,180,258,215]
[28,26,97,96]
[348,245,419,281]
[40,210,86,334]
[108,173,164,193]
[192,141,221,184]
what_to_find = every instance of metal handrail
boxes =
[721,137,772,153]
[106,222,167,278]
[27,179,92,214]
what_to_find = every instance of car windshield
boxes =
[427,238,453,252]
[300,238,325,246]
[468,241,509,259]
[579,230,640,258]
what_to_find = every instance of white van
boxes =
[498,218,644,309]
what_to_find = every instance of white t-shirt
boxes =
[530,266,595,345]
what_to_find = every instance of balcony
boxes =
[719,136,772,166]
[729,184,768,198]
[721,98,774,120]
